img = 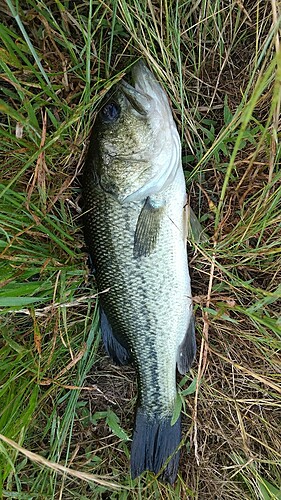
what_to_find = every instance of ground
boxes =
[0,1,280,499]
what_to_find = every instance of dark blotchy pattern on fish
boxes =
[84,171,190,416]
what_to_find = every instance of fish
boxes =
[82,61,196,484]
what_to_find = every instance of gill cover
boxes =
[122,62,181,202]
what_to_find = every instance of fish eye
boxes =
[100,101,121,123]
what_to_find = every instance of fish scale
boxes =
[83,61,196,483]
[84,170,189,413]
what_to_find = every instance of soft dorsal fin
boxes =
[100,308,132,365]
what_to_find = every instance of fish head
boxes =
[93,62,181,203]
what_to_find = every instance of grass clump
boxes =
[0,0,280,498]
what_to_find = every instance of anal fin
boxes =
[100,308,132,365]
[177,316,196,374]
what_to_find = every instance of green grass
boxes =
[0,0,280,498]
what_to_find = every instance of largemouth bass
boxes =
[83,62,196,483]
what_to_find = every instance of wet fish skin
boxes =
[83,62,196,483]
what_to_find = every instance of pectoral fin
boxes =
[134,196,165,258]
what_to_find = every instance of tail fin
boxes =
[130,408,181,484]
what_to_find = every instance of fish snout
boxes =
[120,80,153,116]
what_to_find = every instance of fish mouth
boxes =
[120,61,160,116]
[132,60,159,95]
[120,80,152,116]
[119,61,180,204]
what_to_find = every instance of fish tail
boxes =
[130,408,181,484]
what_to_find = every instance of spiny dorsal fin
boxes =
[134,196,165,258]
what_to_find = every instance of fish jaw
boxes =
[120,80,154,116]
[132,61,170,109]
[120,62,182,202]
